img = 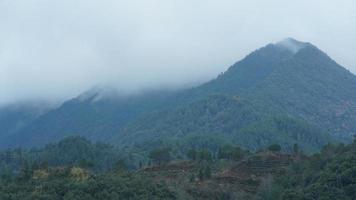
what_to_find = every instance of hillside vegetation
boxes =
[1,136,355,200]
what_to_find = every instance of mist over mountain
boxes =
[1,1,356,106]
[1,39,355,153]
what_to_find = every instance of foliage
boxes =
[117,95,330,153]
[149,148,171,165]
[217,145,247,161]
[268,144,282,152]
[0,167,176,200]
[0,138,356,199]
[0,136,125,173]
[196,149,213,162]
[272,141,356,200]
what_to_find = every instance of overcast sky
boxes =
[1,0,356,105]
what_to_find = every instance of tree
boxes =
[198,166,212,181]
[204,166,212,179]
[198,168,204,180]
[149,148,171,165]
[218,145,245,161]
[113,160,127,172]
[79,159,94,169]
[197,149,213,162]
[0,166,12,182]
[187,149,197,161]
[19,160,32,181]
[268,144,281,153]
[40,160,49,170]
[293,143,299,155]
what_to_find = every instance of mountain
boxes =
[0,88,178,149]
[2,38,356,151]
[114,38,356,151]
[116,95,329,152]
[244,40,356,139]
[0,102,53,142]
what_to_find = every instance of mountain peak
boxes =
[275,38,308,54]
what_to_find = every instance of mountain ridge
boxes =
[1,38,355,150]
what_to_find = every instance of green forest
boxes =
[0,136,355,200]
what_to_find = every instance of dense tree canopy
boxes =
[0,137,356,199]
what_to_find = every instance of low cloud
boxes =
[1,0,356,105]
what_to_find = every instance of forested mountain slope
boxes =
[2,38,356,151]
[114,39,356,150]
[0,89,178,148]
[244,44,356,139]
[0,102,53,142]
[117,95,329,152]
[188,38,356,139]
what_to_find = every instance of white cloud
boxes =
[1,0,356,105]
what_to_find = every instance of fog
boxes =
[1,0,356,105]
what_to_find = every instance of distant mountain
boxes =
[0,102,53,142]
[0,89,178,148]
[2,38,356,151]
